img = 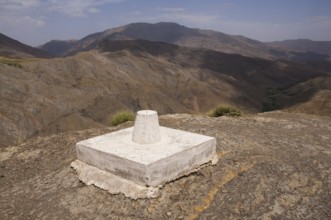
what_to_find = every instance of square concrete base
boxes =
[71,160,160,199]
[75,126,218,187]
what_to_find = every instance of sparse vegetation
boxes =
[208,105,241,117]
[261,88,283,112]
[111,110,135,126]
[0,57,22,68]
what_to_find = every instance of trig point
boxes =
[71,110,218,199]
[132,110,161,144]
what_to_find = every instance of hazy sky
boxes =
[1,0,331,46]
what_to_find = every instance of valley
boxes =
[1,37,330,147]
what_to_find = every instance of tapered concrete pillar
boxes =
[132,110,161,144]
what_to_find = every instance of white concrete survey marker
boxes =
[71,110,218,199]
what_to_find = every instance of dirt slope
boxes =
[281,76,331,116]
[0,40,328,148]
[0,112,330,219]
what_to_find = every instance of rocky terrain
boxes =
[1,20,330,220]
[0,112,330,219]
[2,39,330,148]
[282,76,331,115]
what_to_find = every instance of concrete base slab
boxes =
[71,160,160,199]
[75,126,218,187]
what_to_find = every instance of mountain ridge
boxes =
[0,21,330,220]
[38,39,77,57]
[1,39,330,148]
[41,22,274,58]
[0,33,52,58]
[39,22,330,61]
[267,39,331,55]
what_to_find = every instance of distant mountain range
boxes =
[39,22,331,61]
[267,39,331,55]
[1,22,330,61]
[38,39,77,57]
[0,33,52,58]
[1,23,330,220]
[0,22,331,147]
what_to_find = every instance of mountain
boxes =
[40,22,331,62]
[0,33,52,58]
[282,76,331,115]
[267,39,331,55]
[1,39,329,148]
[38,39,77,57]
[98,22,273,58]
[1,23,330,220]
[41,22,273,58]
[1,111,330,219]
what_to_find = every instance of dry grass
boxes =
[0,56,46,68]
[0,57,22,68]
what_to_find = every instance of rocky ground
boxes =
[0,111,330,219]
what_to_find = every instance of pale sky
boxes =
[1,0,331,46]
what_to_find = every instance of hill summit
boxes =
[1,112,330,219]
[39,22,331,61]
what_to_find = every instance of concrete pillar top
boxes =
[132,110,161,145]
[137,110,157,116]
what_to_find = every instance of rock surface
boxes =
[1,112,330,219]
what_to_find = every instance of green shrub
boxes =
[111,110,135,126]
[261,88,283,112]
[208,105,241,117]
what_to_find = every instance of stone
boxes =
[72,110,218,198]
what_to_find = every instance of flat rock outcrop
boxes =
[1,112,330,219]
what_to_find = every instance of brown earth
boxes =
[1,40,330,148]
[287,90,331,115]
[282,76,331,116]
[0,112,330,219]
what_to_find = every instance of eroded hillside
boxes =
[1,40,330,147]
